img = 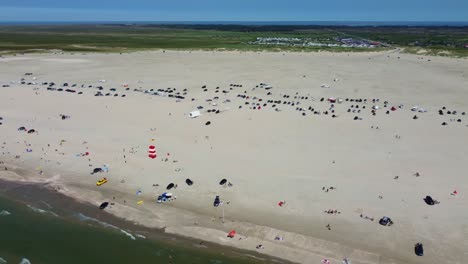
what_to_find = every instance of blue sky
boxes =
[0,0,467,22]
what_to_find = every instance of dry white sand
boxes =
[1,50,467,264]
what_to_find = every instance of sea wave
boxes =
[0,256,6,263]
[40,201,53,209]
[0,210,11,216]
[19,258,31,264]
[26,205,58,217]
[135,234,146,239]
[75,213,136,240]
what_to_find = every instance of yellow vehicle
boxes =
[96,177,108,186]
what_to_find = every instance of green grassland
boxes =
[0,24,466,56]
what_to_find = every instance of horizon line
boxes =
[1,20,467,26]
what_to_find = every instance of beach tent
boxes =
[227,230,236,238]
[92,168,103,174]
[213,196,221,207]
[189,110,201,118]
[157,192,173,203]
[414,243,424,256]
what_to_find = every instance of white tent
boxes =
[189,110,201,118]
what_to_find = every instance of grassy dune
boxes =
[0,24,466,56]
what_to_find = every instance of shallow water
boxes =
[0,181,281,264]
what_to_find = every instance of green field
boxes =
[0,24,467,56]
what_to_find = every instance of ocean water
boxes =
[0,181,278,264]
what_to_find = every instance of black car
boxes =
[379,216,394,226]
[424,196,439,205]
[185,178,193,186]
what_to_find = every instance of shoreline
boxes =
[0,162,404,264]
[0,176,290,264]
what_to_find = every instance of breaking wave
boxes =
[135,234,146,239]
[0,210,11,216]
[75,213,136,240]
[26,205,58,217]
[0,257,6,263]
[19,258,31,264]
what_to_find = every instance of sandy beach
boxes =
[1,50,467,264]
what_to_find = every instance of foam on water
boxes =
[26,205,58,217]
[0,210,11,216]
[0,257,7,263]
[19,258,31,264]
[75,213,136,240]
